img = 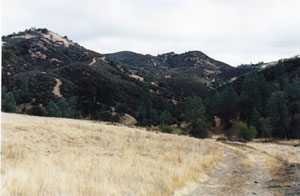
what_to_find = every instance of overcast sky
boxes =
[2,0,300,66]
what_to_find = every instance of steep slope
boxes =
[2,28,175,122]
[106,50,239,96]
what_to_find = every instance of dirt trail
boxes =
[89,58,96,65]
[52,78,63,98]
[243,151,272,196]
[186,144,275,196]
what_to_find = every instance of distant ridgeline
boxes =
[2,28,300,139]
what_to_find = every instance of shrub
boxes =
[236,122,257,141]
[158,124,173,133]
[27,106,47,116]
[97,110,113,122]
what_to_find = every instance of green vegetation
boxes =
[236,122,257,141]
[45,101,62,117]
[158,124,173,133]
[1,86,17,113]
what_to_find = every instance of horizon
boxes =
[2,0,300,66]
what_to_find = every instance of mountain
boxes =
[105,50,243,96]
[1,28,268,124]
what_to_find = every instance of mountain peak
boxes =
[3,28,76,48]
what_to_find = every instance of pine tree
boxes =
[219,86,238,128]
[45,101,61,117]
[56,99,72,118]
[185,96,211,138]
[267,91,289,139]
[2,91,17,113]
[284,77,300,138]
[160,110,173,124]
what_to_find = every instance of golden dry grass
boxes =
[1,113,222,196]
[247,142,300,164]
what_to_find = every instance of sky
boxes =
[2,0,300,66]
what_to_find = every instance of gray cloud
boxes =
[2,0,300,66]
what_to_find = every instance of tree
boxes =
[20,76,29,93]
[260,118,272,141]
[284,77,300,139]
[236,122,257,141]
[267,91,289,139]
[219,86,238,128]
[2,90,17,113]
[45,101,61,117]
[138,86,153,126]
[249,108,260,136]
[115,102,128,115]
[239,72,260,125]
[56,99,72,118]
[184,96,211,138]
[160,110,174,124]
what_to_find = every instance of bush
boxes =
[158,124,173,133]
[97,110,113,121]
[27,106,47,116]
[236,122,257,141]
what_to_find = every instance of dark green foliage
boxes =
[20,76,29,92]
[159,110,174,124]
[249,108,260,136]
[56,99,72,118]
[284,77,300,138]
[96,109,113,122]
[115,102,128,115]
[2,86,17,113]
[236,122,257,141]
[267,91,289,139]
[239,72,270,125]
[27,106,47,116]
[45,101,61,117]
[184,96,211,138]
[158,124,173,133]
[219,86,238,128]
[260,118,272,141]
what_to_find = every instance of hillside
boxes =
[1,113,222,196]
[2,28,246,125]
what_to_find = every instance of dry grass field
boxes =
[1,113,222,196]
[247,142,300,164]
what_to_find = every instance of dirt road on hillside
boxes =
[186,142,300,196]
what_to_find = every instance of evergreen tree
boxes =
[267,91,289,139]
[184,96,211,138]
[141,86,153,126]
[45,101,61,117]
[239,71,260,125]
[284,77,300,138]
[20,76,29,92]
[219,86,238,128]
[160,110,174,124]
[56,99,72,118]
[2,89,17,113]
[260,118,272,141]
[249,108,260,136]
[115,102,128,115]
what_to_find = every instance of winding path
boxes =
[52,78,63,98]
[186,144,273,196]
[89,58,96,65]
